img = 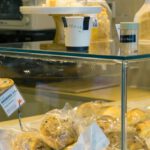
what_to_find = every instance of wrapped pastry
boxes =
[40,113,77,149]
[12,132,52,150]
[102,106,121,119]
[136,120,150,138]
[127,108,148,126]
[96,115,119,132]
[76,102,103,118]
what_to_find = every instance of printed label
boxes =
[120,35,136,43]
[0,85,25,116]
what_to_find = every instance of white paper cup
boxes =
[62,16,93,52]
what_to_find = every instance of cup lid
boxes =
[120,22,139,30]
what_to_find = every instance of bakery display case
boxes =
[0,41,149,150]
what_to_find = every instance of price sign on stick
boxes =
[0,85,25,117]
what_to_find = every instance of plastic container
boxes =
[86,0,112,42]
[120,22,139,55]
[134,0,150,41]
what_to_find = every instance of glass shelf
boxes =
[0,41,149,61]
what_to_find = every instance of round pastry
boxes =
[0,78,14,90]
[136,120,150,139]
[127,108,147,126]
[96,115,118,132]
[102,106,121,119]
[76,102,102,118]
[12,132,52,150]
[40,114,77,149]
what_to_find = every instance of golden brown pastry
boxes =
[76,102,103,118]
[96,115,118,132]
[0,78,14,90]
[136,120,150,138]
[127,108,147,126]
[102,106,121,119]
[12,132,52,150]
[40,114,77,149]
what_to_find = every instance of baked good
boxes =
[127,108,147,126]
[139,12,150,40]
[0,78,14,90]
[96,115,118,132]
[102,106,121,119]
[12,132,52,150]
[136,120,150,138]
[76,102,103,118]
[40,114,77,149]
[87,1,111,41]
[46,0,56,6]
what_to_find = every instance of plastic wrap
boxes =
[134,0,150,41]
[0,129,18,150]
[39,105,78,150]
[86,0,112,42]
[12,131,52,150]
[75,102,103,118]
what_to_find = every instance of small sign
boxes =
[0,85,25,117]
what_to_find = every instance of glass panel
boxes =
[126,58,150,150]
[0,52,122,149]
[0,41,149,61]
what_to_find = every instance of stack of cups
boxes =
[62,16,93,52]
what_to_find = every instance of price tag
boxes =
[0,85,25,117]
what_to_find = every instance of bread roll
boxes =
[102,106,121,119]
[76,102,102,118]
[127,108,147,126]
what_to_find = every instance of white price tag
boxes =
[0,85,25,117]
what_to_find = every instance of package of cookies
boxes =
[39,106,78,150]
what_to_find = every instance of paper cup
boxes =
[62,16,93,52]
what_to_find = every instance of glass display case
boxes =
[0,41,149,150]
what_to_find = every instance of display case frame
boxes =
[0,43,149,150]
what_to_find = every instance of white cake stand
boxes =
[20,6,101,49]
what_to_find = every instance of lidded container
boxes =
[84,0,112,52]
[120,22,139,55]
[134,0,150,41]
[86,0,112,41]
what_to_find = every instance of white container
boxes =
[62,16,93,52]
[120,22,139,55]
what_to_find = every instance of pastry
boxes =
[46,0,56,6]
[96,115,118,132]
[127,108,147,126]
[12,132,52,150]
[0,78,14,90]
[136,120,150,138]
[40,114,77,149]
[139,12,150,40]
[102,106,121,119]
[76,102,103,118]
